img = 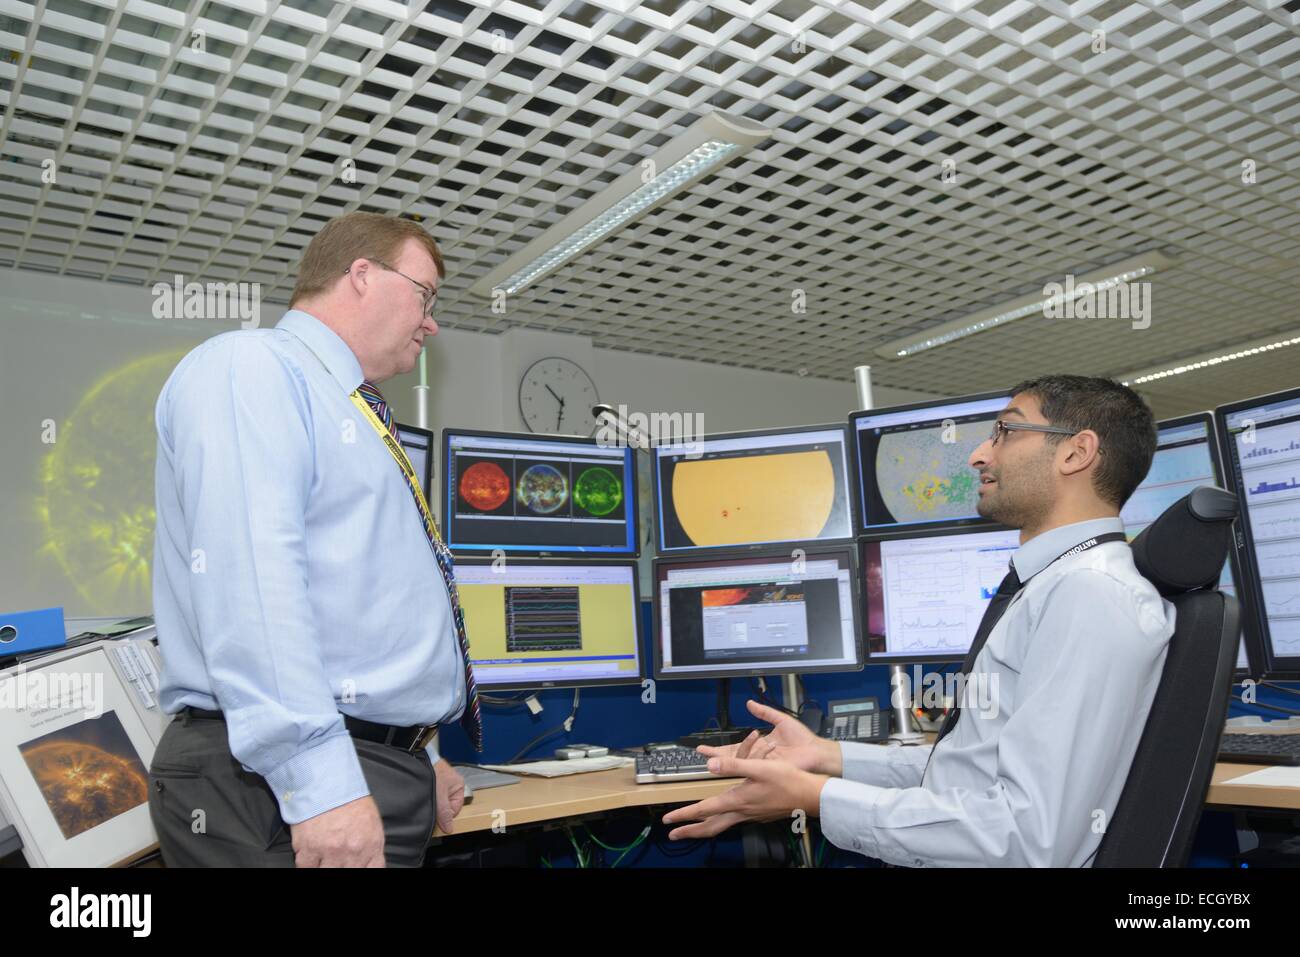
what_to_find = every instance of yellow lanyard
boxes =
[348,391,444,544]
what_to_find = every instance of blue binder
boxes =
[0,606,67,657]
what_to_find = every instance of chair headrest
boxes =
[1130,486,1238,597]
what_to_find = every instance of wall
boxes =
[0,269,935,619]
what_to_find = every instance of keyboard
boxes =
[634,747,737,784]
[1218,733,1300,766]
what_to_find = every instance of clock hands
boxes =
[545,383,566,431]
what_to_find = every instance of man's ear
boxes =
[1059,429,1101,477]
[344,258,371,295]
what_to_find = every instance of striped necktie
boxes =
[355,380,483,752]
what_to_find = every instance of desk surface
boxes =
[436,758,1300,838]
[1207,761,1300,811]
[436,765,734,837]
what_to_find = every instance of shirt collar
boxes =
[276,309,365,393]
[1012,516,1126,582]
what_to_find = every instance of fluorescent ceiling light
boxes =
[469,112,769,298]
[1120,331,1300,386]
[876,250,1177,359]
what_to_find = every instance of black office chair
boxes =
[1092,486,1240,867]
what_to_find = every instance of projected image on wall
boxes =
[34,351,188,615]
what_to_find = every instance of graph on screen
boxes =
[867,527,1020,660]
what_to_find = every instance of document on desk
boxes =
[478,756,634,777]
[1224,766,1300,788]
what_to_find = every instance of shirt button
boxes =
[283,791,294,801]
[853,839,862,850]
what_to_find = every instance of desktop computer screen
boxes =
[852,391,1010,532]
[442,428,638,556]
[1121,413,1253,674]
[652,424,855,554]
[860,525,1021,664]
[1217,387,1300,678]
[396,423,434,503]
[454,560,641,689]
[653,545,862,679]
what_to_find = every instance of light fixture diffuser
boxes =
[469,112,770,299]
[876,251,1177,359]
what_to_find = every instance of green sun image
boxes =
[573,466,623,517]
[37,351,187,613]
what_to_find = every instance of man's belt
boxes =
[181,706,437,755]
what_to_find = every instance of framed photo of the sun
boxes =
[0,639,167,867]
[442,427,639,558]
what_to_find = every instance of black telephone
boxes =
[800,697,889,744]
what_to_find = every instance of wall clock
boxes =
[518,356,599,435]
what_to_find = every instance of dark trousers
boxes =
[147,712,437,867]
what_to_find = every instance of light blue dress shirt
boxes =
[152,309,465,824]
[820,517,1175,867]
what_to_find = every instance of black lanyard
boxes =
[1020,530,1129,587]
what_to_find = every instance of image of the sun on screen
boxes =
[443,429,638,556]
[653,425,854,554]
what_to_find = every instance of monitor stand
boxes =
[677,678,758,748]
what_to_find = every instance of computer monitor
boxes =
[453,559,642,690]
[1216,387,1300,679]
[652,423,855,555]
[652,545,863,680]
[860,525,1020,665]
[442,428,638,557]
[396,422,434,503]
[851,390,1010,533]
[1121,412,1256,676]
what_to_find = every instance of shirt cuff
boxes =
[839,740,931,788]
[262,733,370,825]
[425,730,441,766]
[819,776,889,860]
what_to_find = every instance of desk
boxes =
[436,759,1300,840]
[434,766,733,837]
[1206,762,1300,812]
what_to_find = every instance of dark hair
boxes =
[1008,374,1156,508]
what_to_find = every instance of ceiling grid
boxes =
[0,0,1297,417]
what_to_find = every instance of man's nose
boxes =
[422,315,439,336]
[969,439,992,470]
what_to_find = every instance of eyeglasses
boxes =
[988,419,1080,447]
[345,258,437,318]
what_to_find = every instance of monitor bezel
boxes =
[394,421,435,505]
[440,426,641,559]
[1213,386,1300,679]
[452,556,644,691]
[849,388,1012,535]
[858,521,1020,667]
[650,420,859,557]
[651,542,865,682]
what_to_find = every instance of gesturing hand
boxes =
[696,700,842,776]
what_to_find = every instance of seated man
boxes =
[664,374,1174,867]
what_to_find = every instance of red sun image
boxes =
[701,587,751,607]
[460,461,510,511]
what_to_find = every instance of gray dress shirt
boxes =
[819,517,1175,867]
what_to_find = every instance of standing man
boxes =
[664,375,1173,867]
[149,212,480,867]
